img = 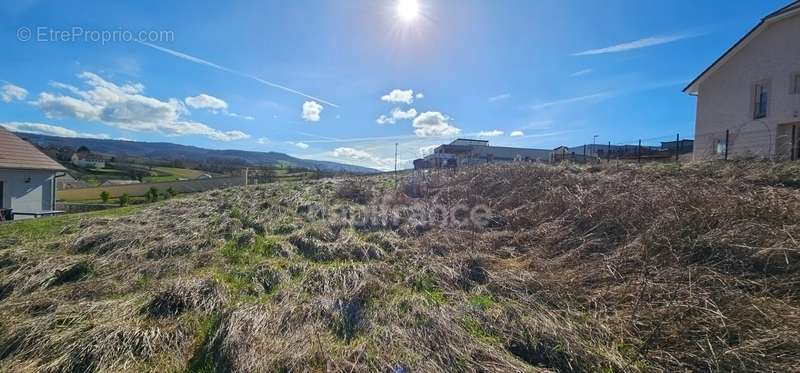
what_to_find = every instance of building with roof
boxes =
[0,127,67,219]
[414,138,552,169]
[70,152,106,169]
[684,1,800,160]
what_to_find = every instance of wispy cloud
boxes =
[1,122,109,139]
[138,41,338,107]
[488,93,511,102]
[572,32,701,56]
[528,92,614,110]
[570,69,593,77]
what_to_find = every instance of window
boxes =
[792,74,800,95]
[753,82,769,119]
[715,139,728,155]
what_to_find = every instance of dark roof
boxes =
[684,1,800,94]
[0,128,67,171]
[452,138,488,142]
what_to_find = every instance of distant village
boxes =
[413,138,693,169]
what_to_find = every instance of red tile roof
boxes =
[0,127,67,171]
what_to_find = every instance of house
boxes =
[100,180,141,186]
[70,152,106,168]
[0,127,67,220]
[414,139,552,169]
[684,1,800,160]
[660,139,694,155]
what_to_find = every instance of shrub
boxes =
[119,193,130,207]
[99,190,110,203]
[166,187,177,197]
[146,187,159,202]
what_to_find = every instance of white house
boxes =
[684,1,800,160]
[70,152,106,169]
[0,127,67,220]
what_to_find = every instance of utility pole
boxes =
[244,167,249,188]
[593,135,598,157]
[675,133,680,162]
[394,142,399,189]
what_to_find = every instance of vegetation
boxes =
[1,161,799,371]
[99,190,110,203]
[119,193,130,207]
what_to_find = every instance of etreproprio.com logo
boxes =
[16,26,174,45]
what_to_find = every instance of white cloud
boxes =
[185,94,228,111]
[415,92,424,99]
[1,121,109,139]
[478,130,504,137]
[31,72,250,141]
[227,112,255,121]
[185,94,255,120]
[376,107,417,124]
[302,100,323,122]
[488,93,510,102]
[333,147,394,168]
[1,84,28,102]
[381,89,417,104]
[570,69,593,77]
[288,141,310,149]
[510,130,524,137]
[412,111,461,137]
[257,137,270,145]
[417,144,437,157]
[572,33,700,56]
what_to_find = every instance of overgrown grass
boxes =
[2,161,800,372]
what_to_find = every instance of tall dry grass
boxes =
[0,161,798,372]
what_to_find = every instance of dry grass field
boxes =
[1,161,799,372]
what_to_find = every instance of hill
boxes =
[16,132,378,174]
[1,161,799,371]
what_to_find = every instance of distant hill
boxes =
[15,133,378,174]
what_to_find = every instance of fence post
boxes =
[637,139,642,164]
[675,133,680,162]
[607,142,611,163]
[792,125,797,161]
[724,129,730,161]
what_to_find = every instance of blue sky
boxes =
[0,0,790,170]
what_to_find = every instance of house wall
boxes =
[0,169,56,219]
[695,12,800,160]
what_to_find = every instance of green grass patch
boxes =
[468,294,494,310]
[0,206,142,244]
[186,312,220,373]
[461,315,501,345]
[152,166,206,179]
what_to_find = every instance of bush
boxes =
[166,187,177,197]
[146,187,159,203]
[99,190,110,203]
[119,193,130,207]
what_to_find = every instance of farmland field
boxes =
[1,161,799,372]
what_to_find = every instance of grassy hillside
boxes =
[1,161,799,371]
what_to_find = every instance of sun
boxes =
[397,0,419,21]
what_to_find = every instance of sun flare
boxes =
[397,0,419,21]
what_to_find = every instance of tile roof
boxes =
[0,127,67,171]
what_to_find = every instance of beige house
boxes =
[684,1,800,160]
[0,127,66,219]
